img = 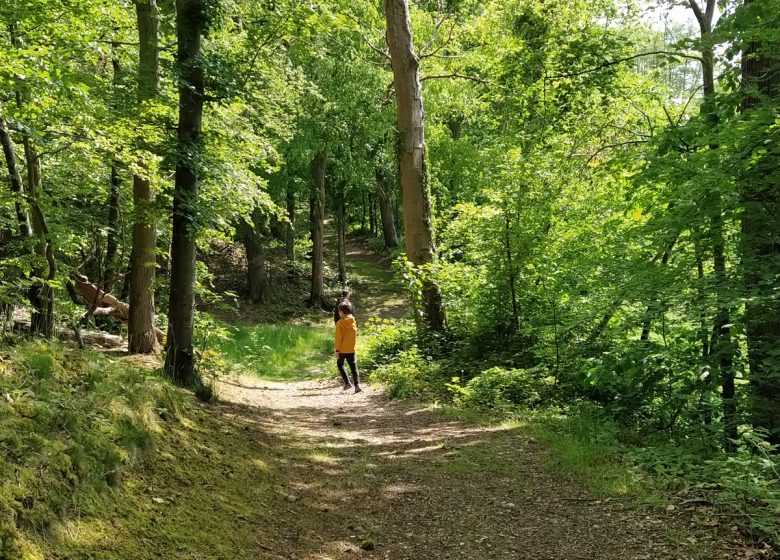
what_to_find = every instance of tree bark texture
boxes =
[104,162,121,292]
[740,0,780,443]
[384,0,446,332]
[164,0,205,385]
[308,152,326,307]
[129,0,161,354]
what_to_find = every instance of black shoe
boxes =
[343,383,353,391]
[354,385,362,394]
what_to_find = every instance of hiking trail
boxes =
[46,236,741,560]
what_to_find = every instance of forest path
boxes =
[341,235,407,320]
[213,376,731,560]
[205,237,730,560]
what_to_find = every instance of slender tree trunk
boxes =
[0,112,30,237]
[690,0,737,450]
[286,185,295,262]
[164,0,205,385]
[23,138,55,337]
[360,192,367,233]
[308,151,326,307]
[10,22,55,337]
[129,0,161,354]
[105,162,121,291]
[504,210,518,331]
[104,51,123,293]
[337,185,347,285]
[376,167,398,248]
[639,239,676,342]
[740,0,780,443]
[385,0,446,333]
[368,193,376,236]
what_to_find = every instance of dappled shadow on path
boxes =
[50,376,735,559]
[204,378,726,560]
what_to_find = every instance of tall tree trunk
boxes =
[504,209,519,331]
[0,112,30,237]
[164,0,205,386]
[23,138,55,337]
[129,0,161,354]
[368,193,376,236]
[690,0,737,450]
[337,185,347,285]
[241,210,267,304]
[105,162,121,292]
[104,51,123,293]
[740,0,780,443]
[376,167,398,248]
[10,22,55,337]
[385,0,446,333]
[286,185,295,262]
[308,151,326,307]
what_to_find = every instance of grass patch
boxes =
[212,321,333,381]
[524,408,650,500]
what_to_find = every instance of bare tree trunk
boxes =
[740,0,780,443]
[376,167,398,248]
[129,0,161,354]
[368,193,376,235]
[689,0,737,450]
[0,112,30,237]
[241,216,267,304]
[104,52,123,293]
[9,22,55,337]
[286,185,295,262]
[105,162,121,292]
[164,0,205,386]
[385,0,446,333]
[308,151,326,307]
[504,210,518,331]
[337,185,347,285]
[23,138,55,338]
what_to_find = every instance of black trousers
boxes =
[337,353,360,386]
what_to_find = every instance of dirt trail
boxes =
[209,376,736,560]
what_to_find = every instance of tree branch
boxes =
[344,12,390,61]
[584,140,648,167]
[546,50,703,80]
[420,73,499,87]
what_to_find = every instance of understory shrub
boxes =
[0,341,181,559]
[448,366,557,410]
[359,318,417,372]
[367,347,437,399]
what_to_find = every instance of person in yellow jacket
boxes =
[335,301,361,393]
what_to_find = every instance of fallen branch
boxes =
[71,274,164,343]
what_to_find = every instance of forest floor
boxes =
[36,237,756,560]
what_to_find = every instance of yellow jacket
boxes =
[335,315,357,353]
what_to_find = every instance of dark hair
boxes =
[338,301,353,315]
